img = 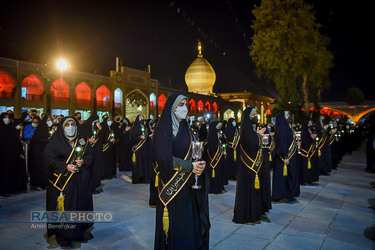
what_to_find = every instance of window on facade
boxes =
[96,85,110,106]
[75,82,91,105]
[0,70,15,98]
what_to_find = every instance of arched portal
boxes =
[114,88,123,108]
[51,79,69,103]
[125,89,148,122]
[158,94,167,112]
[75,82,91,105]
[212,102,218,114]
[0,70,15,98]
[204,101,211,112]
[96,85,110,106]
[150,93,157,112]
[189,98,196,113]
[197,100,204,113]
[223,109,235,121]
[22,75,44,101]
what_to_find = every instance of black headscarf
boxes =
[31,115,50,143]
[153,92,191,182]
[78,114,99,138]
[275,111,293,158]
[240,107,260,157]
[130,115,146,143]
[207,121,221,157]
[225,118,236,142]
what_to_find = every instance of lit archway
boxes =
[75,82,91,105]
[0,70,15,98]
[212,102,218,114]
[96,85,110,106]
[158,94,167,111]
[189,98,196,113]
[125,89,148,122]
[204,101,211,112]
[22,75,44,101]
[114,88,123,108]
[197,100,203,113]
[51,79,69,103]
[223,109,235,121]
[150,93,157,111]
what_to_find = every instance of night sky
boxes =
[0,0,372,101]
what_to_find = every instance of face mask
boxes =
[3,118,10,125]
[286,116,292,123]
[25,116,32,122]
[174,105,188,120]
[16,125,21,130]
[232,121,236,127]
[54,118,58,124]
[64,125,76,137]
[250,116,258,124]
[47,120,53,127]
[107,121,112,127]
[32,123,38,128]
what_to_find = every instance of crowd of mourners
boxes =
[0,94,374,248]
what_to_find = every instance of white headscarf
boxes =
[171,94,188,137]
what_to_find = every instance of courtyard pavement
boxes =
[0,143,374,249]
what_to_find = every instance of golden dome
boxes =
[185,42,216,95]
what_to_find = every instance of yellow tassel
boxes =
[283,163,288,177]
[212,168,215,178]
[57,192,65,211]
[308,159,312,169]
[269,152,272,162]
[318,149,321,157]
[233,149,237,162]
[163,205,169,242]
[254,173,260,189]
[132,152,136,163]
[155,174,159,188]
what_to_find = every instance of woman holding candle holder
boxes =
[44,116,93,248]
[153,92,209,249]
[130,114,151,183]
[207,120,226,194]
[233,107,267,224]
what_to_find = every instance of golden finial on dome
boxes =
[198,41,203,58]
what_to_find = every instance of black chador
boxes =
[119,118,132,172]
[300,121,320,184]
[44,117,93,247]
[272,111,300,203]
[316,116,332,175]
[29,115,51,190]
[233,107,264,224]
[260,124,272,213]
[0,112,27,196]
[130,115,151,183]
[153,93,210,250]
[102,118,116,179]
[79,114,106,192]
[148,118,158,206]
[224,118,240,180]
[206,121,225,194]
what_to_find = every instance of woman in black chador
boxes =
[224,118,239,181]
[300,120,320,185]
[44,116,93,248]
[102,117,116,180]
[29,114,51,191]
[207,121,226,194]
[130,115,150,183]
[153,93,210,250]
[79,114,107,194]
[272,111,300,203]
[316,115,332,175]
[0,112,27,196]
[233,107,266,224]
[119,118,132,172]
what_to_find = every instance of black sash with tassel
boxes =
[240,144,263,189]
